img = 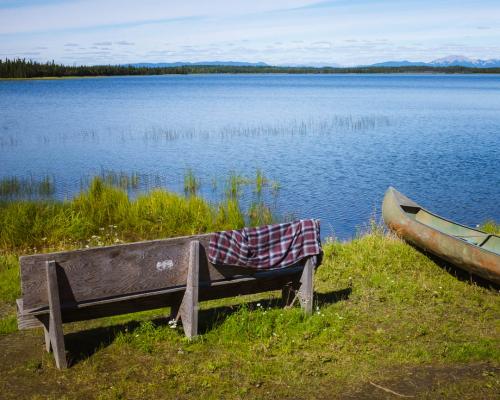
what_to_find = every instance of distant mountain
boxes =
[370,60,428,67]
[280,62,342,68]
[126,61,269,68]
[428,55,500,68]
[124,56,500,70]
[368,56,500,68]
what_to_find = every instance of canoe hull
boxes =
[382,187,500,285]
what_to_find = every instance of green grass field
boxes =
[0,181,498,399]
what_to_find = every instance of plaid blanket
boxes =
[208,219,321,269]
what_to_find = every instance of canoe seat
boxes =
[479,235,500,254]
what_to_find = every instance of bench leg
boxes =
[298,257,314,315]
[169,302,180,321]
[38,315,51,352]
[281,283,296,308]
[178,240,199,338]
[46,260,68,369]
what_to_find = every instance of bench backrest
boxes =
[19,233,306,313]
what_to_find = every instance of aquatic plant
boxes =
[255,169,266,196]
[183,169,200,196]
[0,175,55,199]
[99,170,140,190]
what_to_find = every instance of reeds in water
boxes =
[25,116,392,148]
[0,172,277,251]
[184,169,200,196]
[0,175,55,199]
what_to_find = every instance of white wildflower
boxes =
[168,319,177,329]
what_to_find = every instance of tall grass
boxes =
[0,175,274,252]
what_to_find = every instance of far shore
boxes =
[2,71,500,81]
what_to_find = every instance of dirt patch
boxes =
[0,330,44,370]
[1,328,499,399]
[0,303,15,319]
[343,363,499,399]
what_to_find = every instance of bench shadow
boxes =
[64,286,351,366]
[409,244,499,290]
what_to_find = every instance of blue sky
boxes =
[0,0,499,65]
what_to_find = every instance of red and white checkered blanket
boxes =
[208,219,321,269]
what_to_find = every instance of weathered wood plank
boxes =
[18,267,304,329]
[20,234,284,311]
[21,237,201,311]
[178,240,199,338]
[38,315,51,352]
[46,261,67,369]
[298,257,314,315]
[20,264,304,315]
[17,298,44,329]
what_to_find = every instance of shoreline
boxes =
[2,71,500,81]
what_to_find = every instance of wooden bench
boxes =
[17,233,319,369]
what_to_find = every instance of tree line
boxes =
[1,58,499,78]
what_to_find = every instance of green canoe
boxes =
[382,187,500,284]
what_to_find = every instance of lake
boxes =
[1,74,499,239]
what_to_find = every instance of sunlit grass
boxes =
[0,174,276,252]
[481,220,500,235]
[0,213,498,397]
[0,254,19,304]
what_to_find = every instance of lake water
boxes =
[1,74,499,239]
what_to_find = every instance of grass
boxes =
[0,176,275,252]
[481,220,500,234]
[0,182,498,398]
[0,231,498,398]
[0,254,19,303]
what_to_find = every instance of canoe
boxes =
[382,187,500,284]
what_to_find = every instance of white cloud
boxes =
[0,0,321,34]
[116,40,134,46]
[1,0,499,65]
